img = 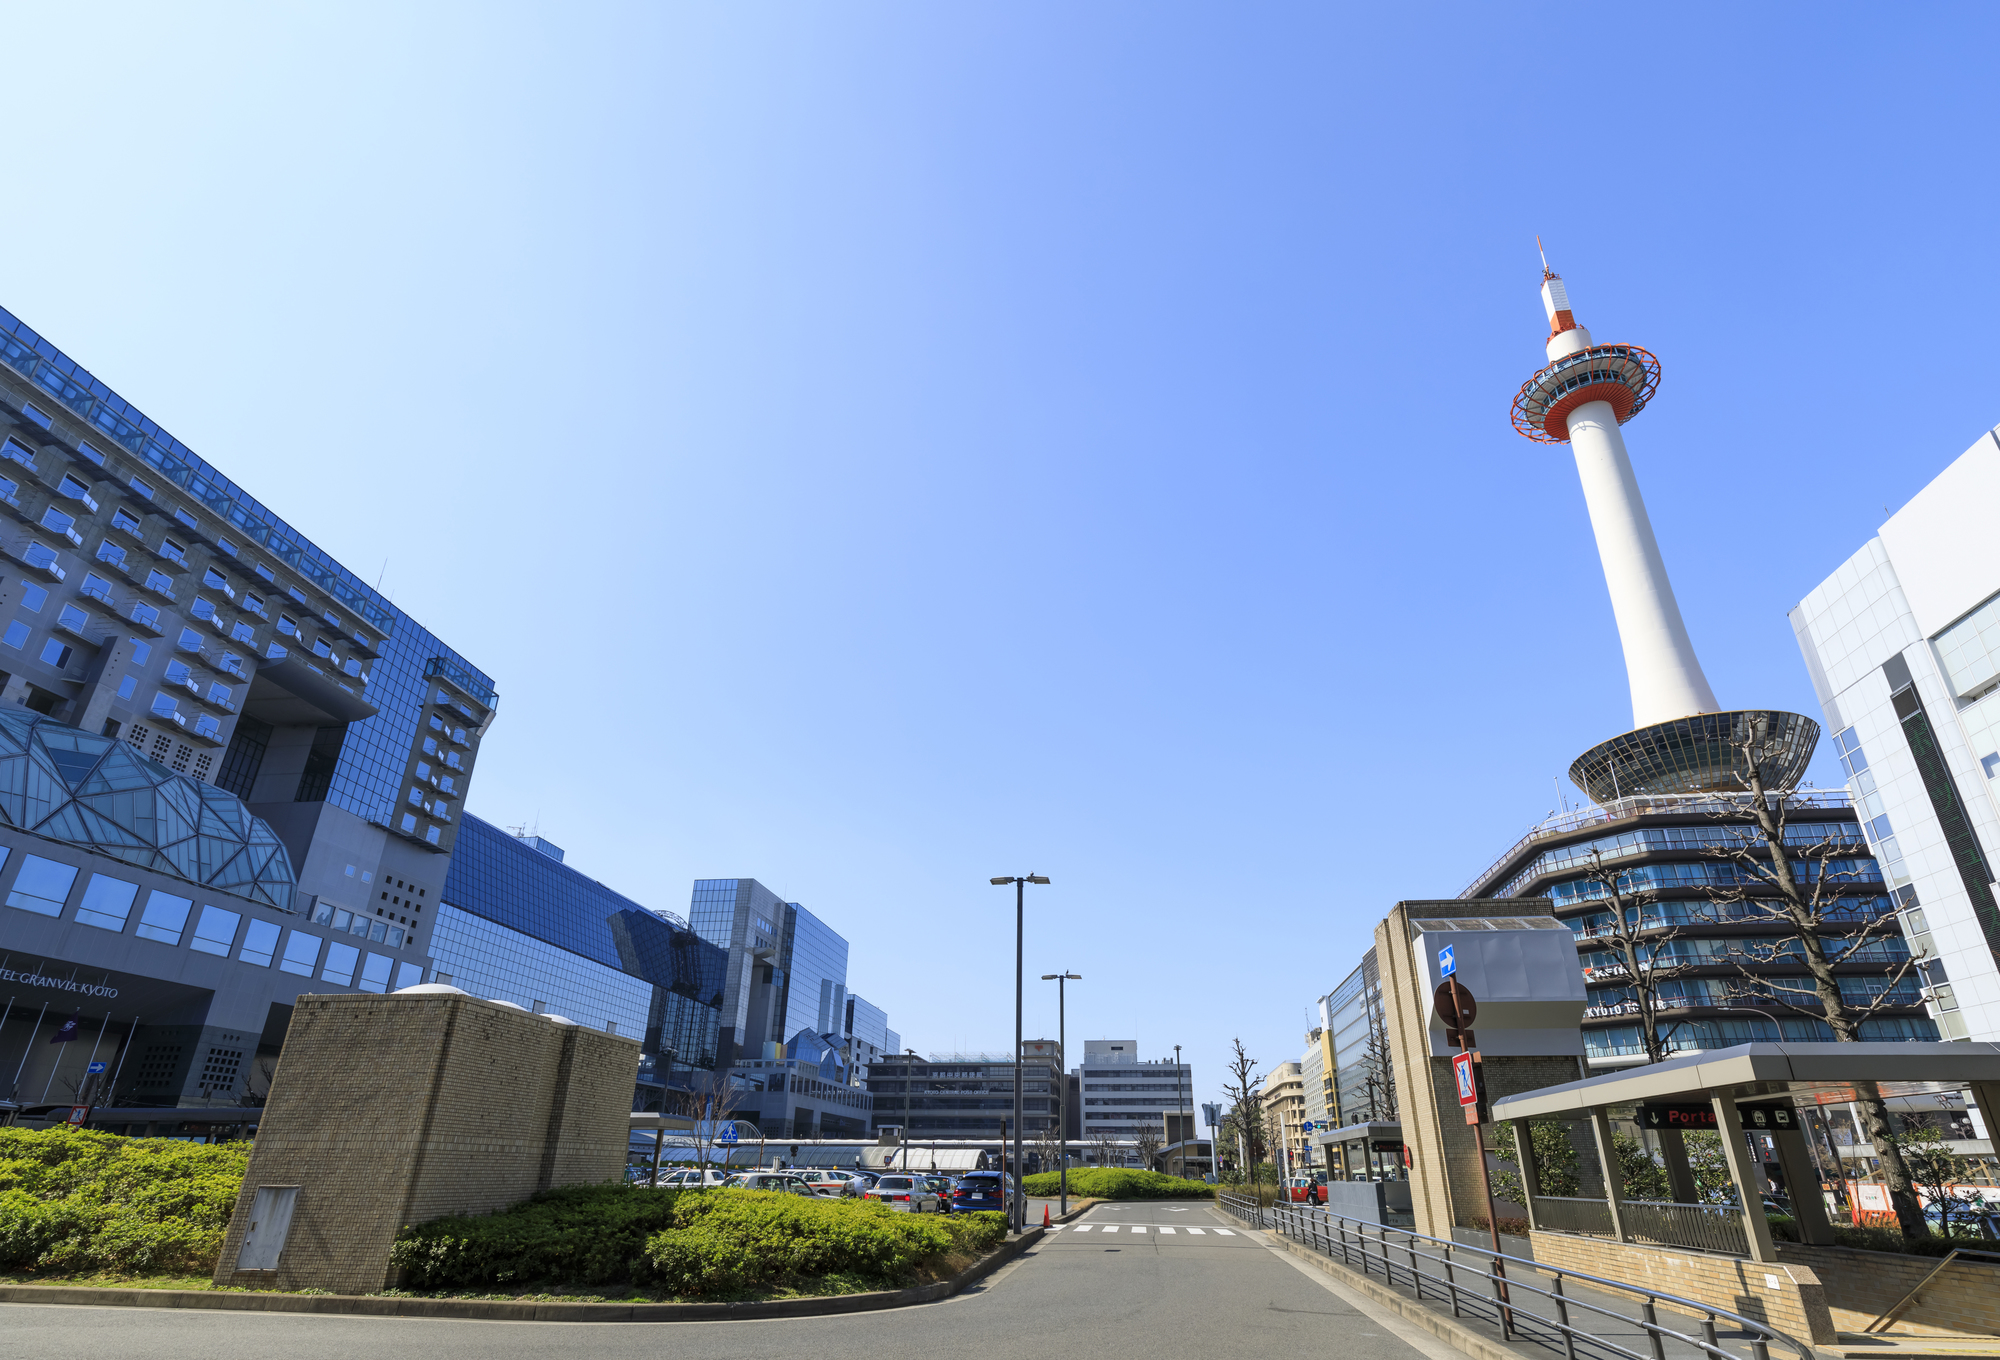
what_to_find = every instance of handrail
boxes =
[1218,1194,1810,1360]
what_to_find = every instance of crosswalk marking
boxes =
[1186,1227,1206,1235]
[1075,1225,1093,1232]
[1159,1226,1176,1234]
[1128,1226,1147,1233]
[1100,1226,1117,1233]
[1213,1228,1235,1236]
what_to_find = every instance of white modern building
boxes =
[1791,428,2000,1043]
[1072,1039,1195,1145]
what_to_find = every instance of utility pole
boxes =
[991,875,1049,1231]
[1041,971,1081,1216]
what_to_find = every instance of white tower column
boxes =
[1565,398,1718,727]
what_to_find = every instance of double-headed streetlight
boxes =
[1040,971,1081,1216]
[991,873,1050,1232]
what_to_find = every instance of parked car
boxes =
[950,1171,1013,1214]
[798,1169,864,1198]
[654,1168,730,1187]
[723,1171,819,1195]
[920,1174,955,1203]
[863,1173,943,1213]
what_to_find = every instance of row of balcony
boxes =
[0,415,392,662]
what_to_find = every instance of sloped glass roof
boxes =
[0,709,295,910]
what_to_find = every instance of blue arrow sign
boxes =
[87,1061,107,1073]
[1439,944,1456,978]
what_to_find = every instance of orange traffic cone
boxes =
[1042,1204,1051,1227]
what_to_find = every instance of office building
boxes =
[1260,1061,1305,1173]
[1071,1039,1193,1143]
[0,303,494,1117]
[1299,1027,1328,1169]
[868,1042,1062,1139]
[840,993,897,1077]
[1791,427,2000,1042]
[727,1027,872,1139]
[687,879,850,1069]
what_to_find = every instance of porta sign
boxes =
[1451,1051,1477,1106]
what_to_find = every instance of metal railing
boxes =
[1219,1195,1808,1360]
[1619,1201,1749,1257]
[1533,1195,1616,1235]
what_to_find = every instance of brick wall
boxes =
[1774,1242,2000,1338]
[1528,1230,1837,1344]
[211,990,639,1294]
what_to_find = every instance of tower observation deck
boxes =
[1516,266,1816,804]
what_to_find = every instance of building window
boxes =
[112,507,142,533]
[190,905,242,957]
[2,621,28,650]
[231,621,256,643]
[202,567,230,593]
[20,583,46,613]
[401,812,419,834]
[277,613,297,637]
[278,931,321,977]
[117,676,137,700]
[74,874,140,932]
[21,402,50,429]
[130,638,151,665]
[75,440,104,466]
[56,604,87,634]
[322,940,360,985]
[160,537,188,563]
[358,952,394,993]
[177,627,202,652]
[80,573,113,605]
[39,639,72,669]
[145,570,173,595]
[255,563,274,582]
[135,890,193,945]
[240,918,281,967]
[128,476,153,499]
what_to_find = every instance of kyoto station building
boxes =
[0,304,712,1132]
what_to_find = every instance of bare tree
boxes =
[1034,1120,1065,1176]
[1088,1128,1119,1168]
[1218,1037,1265,1195]
[686,1076,751,1185]
[1699,730,1928,1236]
[1134,1123,1164,1172]
[1575,849,1694,1062]
[1359,1001,1398,1121]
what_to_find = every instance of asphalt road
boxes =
[0,1201,1466,1360]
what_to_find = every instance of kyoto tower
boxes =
[1512,259,1817,804]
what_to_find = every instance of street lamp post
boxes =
[1040,970,1081,1217]
[1174,1044,1184,1180]
[902,1047,920,1168]
[991,874,1049,1232]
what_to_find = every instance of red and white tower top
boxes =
[1512,259,1817,803]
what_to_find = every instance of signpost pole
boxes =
[1442,947,1510,1332]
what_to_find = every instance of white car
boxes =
[797,1170,863,1198]
[657,1168,730,1187]
[723,1171,819,1195]
[863,1174,943,1213]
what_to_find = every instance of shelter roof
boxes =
[1492,1042,2000,1121]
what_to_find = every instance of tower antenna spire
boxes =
[1536,234,1551,279]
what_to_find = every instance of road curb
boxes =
[0,1229,1045,1323]
[1267,1231,1524,1360]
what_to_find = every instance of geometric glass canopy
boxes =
[1568,709,1821,806]
[0,708,296,910]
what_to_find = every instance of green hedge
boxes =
[0,1126,249,1275]
[391,1184,1009,1297]
[1019,1169,1213,1200]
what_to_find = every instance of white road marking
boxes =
[1128,1226,1147,1233]
[1213,1228,1236,1236]
[1074,1225,1093,1232]
[1159,1226,1176,1234]
[1186,1227,1206,1235]
[1101,1226,1119,1233]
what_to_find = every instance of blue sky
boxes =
[4,4,1996,1114]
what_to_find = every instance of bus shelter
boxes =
[1490,1041,2000,1264]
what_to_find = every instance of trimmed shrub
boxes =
[391,1183,687,1289]
[1019,1169,1213,1201]
[391,1184,1012,1297]
[642,1193,1003,1297]
[0,1126,248,1275]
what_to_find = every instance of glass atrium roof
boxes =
[0,709,296,909]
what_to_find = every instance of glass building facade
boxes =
[1460,794,1936,1063]
[781,902,850,1043]
[438,814,726,1083]
[429,902,653,1038]
[0,305,495,837]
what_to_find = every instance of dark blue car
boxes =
[950,1171,1012,1214]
